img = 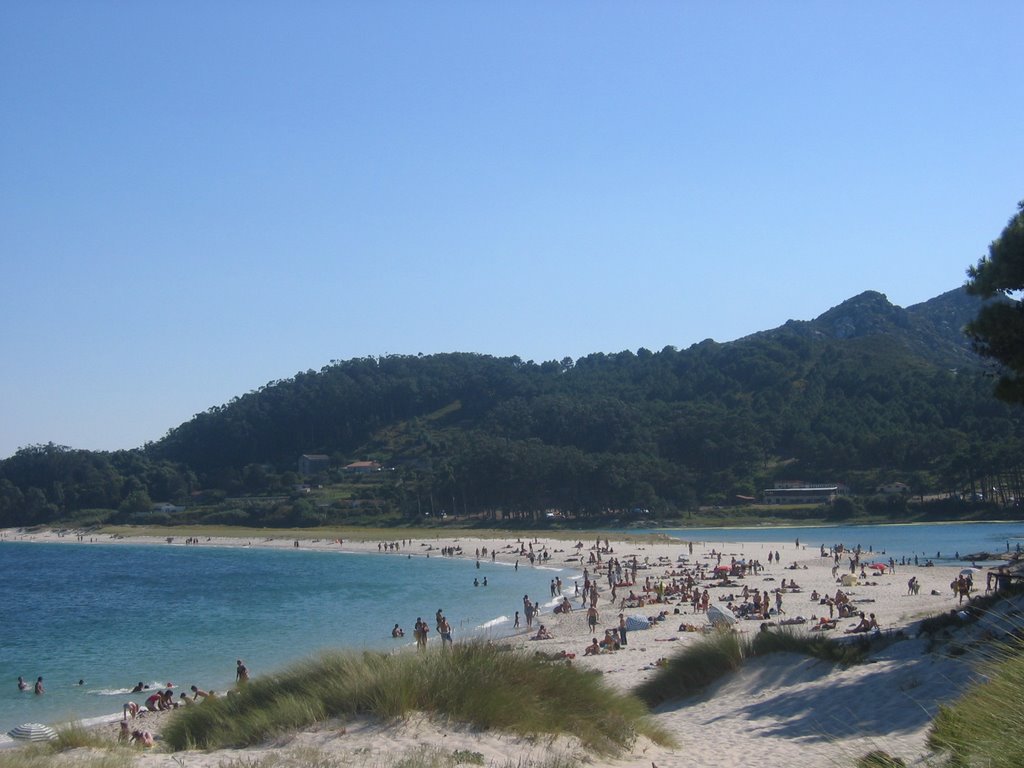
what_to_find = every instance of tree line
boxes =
[3,283,1024,528]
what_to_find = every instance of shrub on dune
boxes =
[636,625,869,707]
[162,641,670,754]
[927,631,1024,768]
[634,629,744,707]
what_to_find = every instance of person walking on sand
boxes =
[618,613,628,646]
[587,605,599,633]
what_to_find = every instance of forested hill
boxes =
[2,286,1023,526]
[757,287,983,368]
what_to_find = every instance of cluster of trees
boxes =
[966,200,1024,403]
[4,201,1024,530]
[0,444,197,527]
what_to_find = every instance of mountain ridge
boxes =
[749,286,979,368]
[3,283,1022,527]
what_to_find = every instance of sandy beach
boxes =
[2,526,1007,767]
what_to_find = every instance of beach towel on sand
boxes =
[625,615,650,631]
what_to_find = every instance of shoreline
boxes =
[1,525,1008,766]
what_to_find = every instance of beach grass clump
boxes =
[47,722,112,751]
[163,641,669,755]
[0,747,133,768]
[855,750,906,768]
[636,625,873,707]
[0,723,132,768]
[748,625,870,665]
[927,631,1024,768]
[215,746,581,768]
[634,628,744,707]
[919,609,971,637]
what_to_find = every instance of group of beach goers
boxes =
[3,525,1019,767]
[14,676,43,695]
[106,659,251,749]
[118,659,248,716]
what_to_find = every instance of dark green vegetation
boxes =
[3,286,1024,529]
[162,642,669,755]
[634,626,872,708]
[856,752,906,768]
[927,622,1024,767]
[966,199,1024,404]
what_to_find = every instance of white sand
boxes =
[3,527,1000,767]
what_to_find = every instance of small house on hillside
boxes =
[344,460,382,473]
[151,503,186,514]
[763,483,846,505]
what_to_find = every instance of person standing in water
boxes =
[235,659,249,685]
[34,677,44,695]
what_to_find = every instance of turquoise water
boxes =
[0,542,562,737]
[3,521,1022,738]
[643,521,1024,562]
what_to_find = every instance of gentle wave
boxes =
[476,615,509,630]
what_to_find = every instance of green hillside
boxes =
[2,287,1022,529]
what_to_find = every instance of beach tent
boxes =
[707,604,737,627]
[625,615,650,631]
[7,723,56,742]
[840,573,859,586]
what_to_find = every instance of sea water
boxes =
[4,521,1022,737]
[0,541,565,737]
[645,520,1024,562]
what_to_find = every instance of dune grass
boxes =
[163,641,670,755]
[748,624,872,664]
[0,723,132,768]
[213,745,583,768]
[635,625,872,707]
[927,629,1024,768]
[0,745,132,768]
[634,629,745,707]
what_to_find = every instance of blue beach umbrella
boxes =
[7,723,57,742]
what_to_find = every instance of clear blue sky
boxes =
[2,2,1022,460]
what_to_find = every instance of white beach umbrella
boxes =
[7,722,57,742]
[707,604,738,627]
[960,567,982,576]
